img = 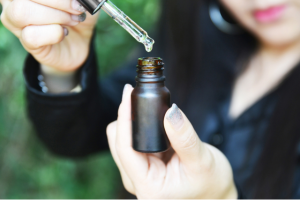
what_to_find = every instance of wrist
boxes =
[40,64,81,94]
[41,64,78,76]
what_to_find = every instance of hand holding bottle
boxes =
[106,84,238,199]
[0,0,98,72]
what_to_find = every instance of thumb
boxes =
[164,104,212,172]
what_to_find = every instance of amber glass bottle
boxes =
[131,57,171,153]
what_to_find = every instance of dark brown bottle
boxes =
[131,57,171,153]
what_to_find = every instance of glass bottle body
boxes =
[131,58,171,153]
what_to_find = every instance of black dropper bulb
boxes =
[77,0,107,15]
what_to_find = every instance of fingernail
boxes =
[72,0,87,12]
[166,104,184,131]
[63,27,69,36]
[122,84,131,101]
[71,12,86,22]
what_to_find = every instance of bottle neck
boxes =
[136,82,165,87]
[135,65,165,83]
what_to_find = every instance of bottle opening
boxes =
[136,57,166,82]
[138,57,164,67]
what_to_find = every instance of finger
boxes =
[106,121,135,195]
[30,0,86,15]
[115,84,150,182]
[0,0,22,37]
[164,104,213,172]
[5,0,80,29]
[0,0,9,7]
[20,24,66,50]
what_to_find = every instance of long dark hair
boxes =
[156,0,300,198]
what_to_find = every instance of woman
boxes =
[1,0,300,198]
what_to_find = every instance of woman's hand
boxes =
[0,0,98,72]
[107,84,238,199]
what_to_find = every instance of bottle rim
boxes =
[138,57,164,66]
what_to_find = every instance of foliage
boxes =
[0,0,160,198]
[96,0,161,75]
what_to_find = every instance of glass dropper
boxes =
[82,0,155,52]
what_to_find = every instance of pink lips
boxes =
[254,5,286,23]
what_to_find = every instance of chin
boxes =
[254,24,300,47]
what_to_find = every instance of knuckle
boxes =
[22,27,40,48]
[10,0,28,26]
[106,121,117,136]
[180,126,198,150]
[50,25,64,43]
[0,12,7,27]
[123,183,135,195]
[0,9,22,38]
[199,160,213,175]
[199,144,216,174]
[1,8,11,29]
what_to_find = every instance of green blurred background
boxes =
[0,0,160,198]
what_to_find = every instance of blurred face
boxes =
[220,0,300,47]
